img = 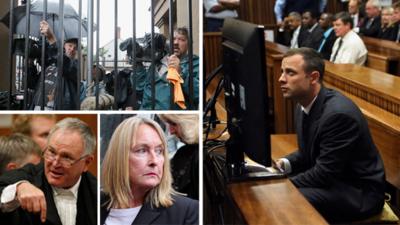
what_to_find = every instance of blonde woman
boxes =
[159,114,199,200]
[101,116,198,225]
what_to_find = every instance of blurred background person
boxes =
[317,13,337,60]
[159,114,199,200]
[12,114,56,151]
[101,116,198,225]
[0,133,41,175]
[378,6,397,40]
[204,0,240,32]
[358,0,381,37]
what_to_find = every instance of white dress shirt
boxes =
[290,26,301,49]
[330,30,367,65]
[52,177,82,225]
[0,177,82,225]
[204,0,238,19]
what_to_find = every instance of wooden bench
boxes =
[362,36,400,75]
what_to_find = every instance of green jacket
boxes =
[140,54,199,110]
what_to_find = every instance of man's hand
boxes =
[40,20,56,44]
[16,182,47,223]
[272,159,285,173]
[168,55,181,74]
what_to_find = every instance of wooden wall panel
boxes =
[204,32,223,76]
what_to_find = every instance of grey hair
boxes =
[47,118,96,155]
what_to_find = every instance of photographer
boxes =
[140,27,199,110]
[31,20,79,110]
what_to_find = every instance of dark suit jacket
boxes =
[300,24,324,50]
[359,16,381,38]
[286,87,385,210]
[0,163,97,225]
[319,28,337,60]
[101,192,199,225]
[378,22,399,41]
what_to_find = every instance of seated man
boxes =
[330,12,368,65]
[299,10,324,50]
[140,27,199,110]
[0,118,97,225]
[276,47,385,223]
[0,134,41,175]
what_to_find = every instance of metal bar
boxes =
[55,0,65,109]
[23,0,31,110]
[131,0,137,109]
[113,0,118,109]
[187,0,194,109]
[87,0,94,109]
[95,0,100,110]
[151,0,155,110]
[169,0,174,109]
[40,0,47,110]
[8,0,15,110]
[77,0,82,110]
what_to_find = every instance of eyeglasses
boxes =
[43,147,89,168]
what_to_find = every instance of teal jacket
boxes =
[140,54,199,110]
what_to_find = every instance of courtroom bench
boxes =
[362,36,400,75]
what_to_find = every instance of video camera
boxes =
[119,33,168,64]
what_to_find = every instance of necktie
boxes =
[318,37,327,52]
[396,27,400,43]
[366,18,373,29]
[301,111,309,150]
[331,39,343,63]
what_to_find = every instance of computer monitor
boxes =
[222,18,281,181]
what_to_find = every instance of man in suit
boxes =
[348,0,365,30]
[0,118,97,225]
[358,0,381,37]
[299,10,324,50]
[317,13,337,60]
[275,47,385,223]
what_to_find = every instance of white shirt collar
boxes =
[52,176,82,199]
[301,95,318,115]
[308,23,318,33]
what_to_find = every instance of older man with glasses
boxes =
[0,118,97,225]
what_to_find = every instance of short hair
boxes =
[47,118,96,155]
[334,11,354,28]
[0,133,41,175]
[367,0,381,9]
[382,6,394,14]
[158,114,199,144]
[283,47,325,82]
[12,115,56,135]
[288,12,302,21]
[393,1,400,10]
[321,12,334,24]
[175,27,189,40]
[102,116,176,209]
[303,10,319,20]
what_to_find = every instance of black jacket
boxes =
[319,28,337,60]
[171,144,199,200]
[0,163,97,225]
[300,24,324,50]
[32,42,79,110]
[100,192,198,225]
[359,16,382,38]
[286,87,385,220]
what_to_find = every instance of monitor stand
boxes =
[223,137,286,183]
